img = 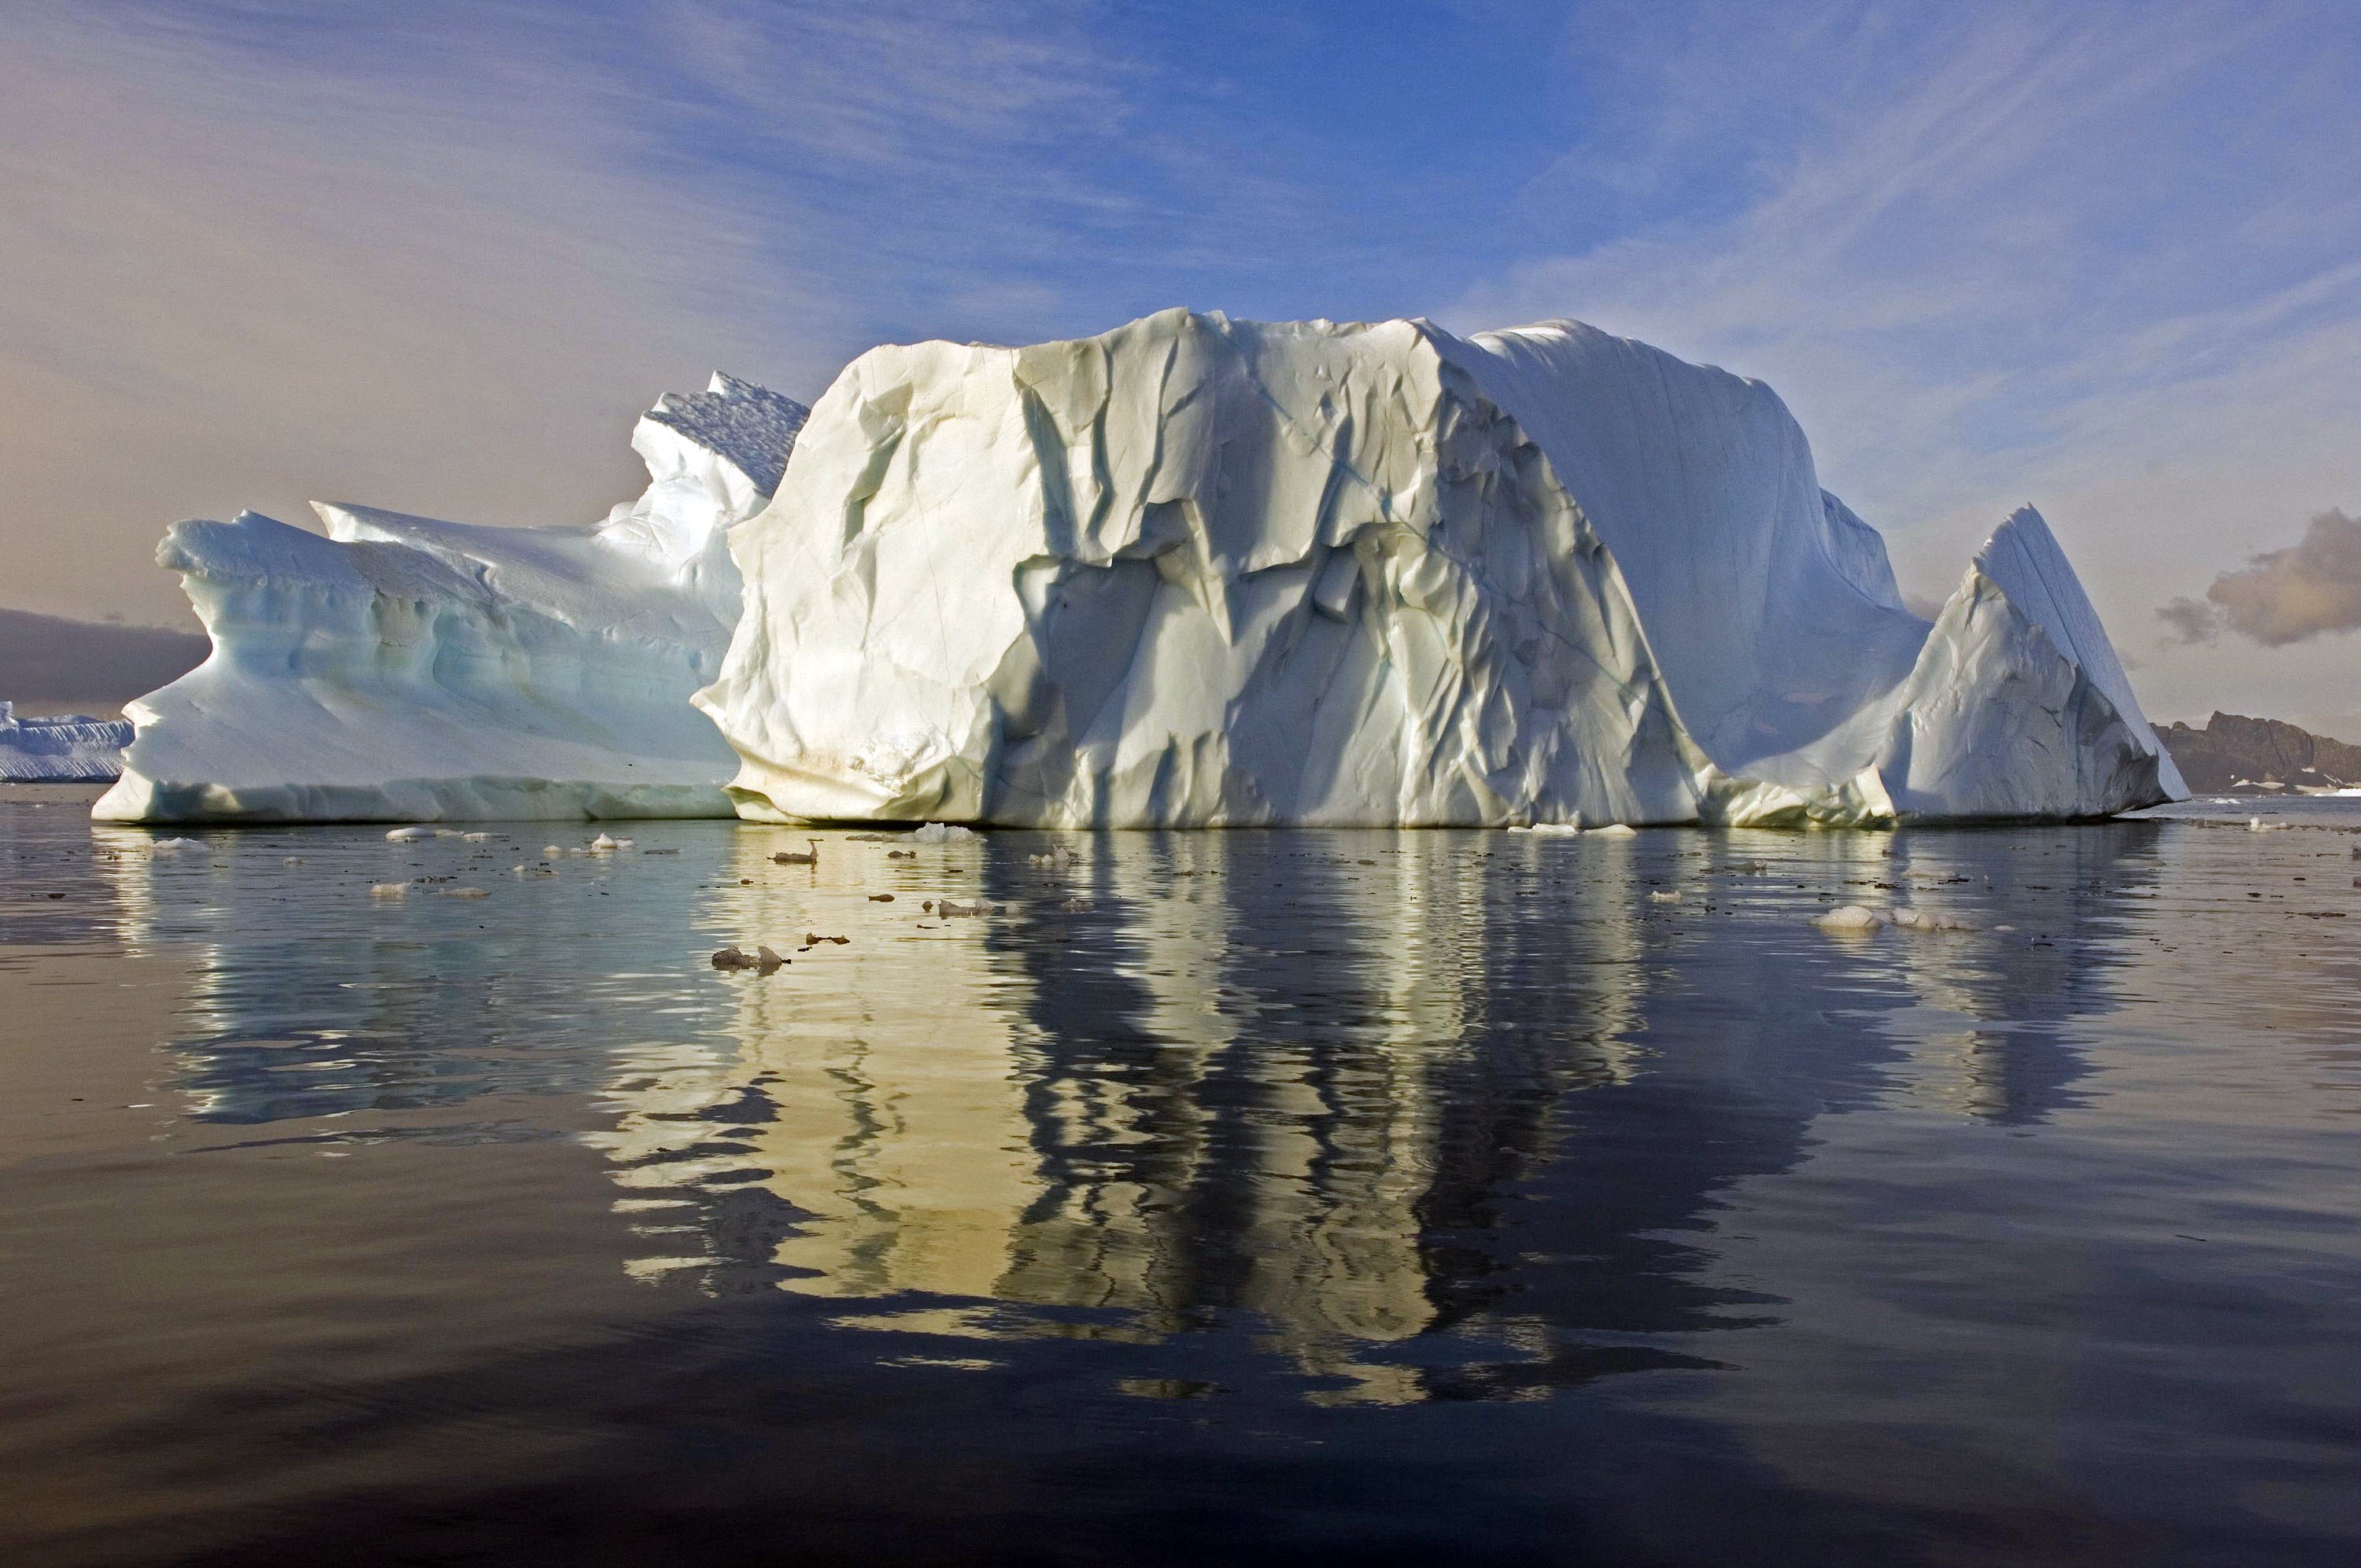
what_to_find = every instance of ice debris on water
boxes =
[1891,906,1975,932]
[911,823,977,843]
[926,898,992,917]
[369,883,408,898]
[1813,904,1882,933]
[386,826,434,842]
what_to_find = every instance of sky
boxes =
[3,0,2358,729]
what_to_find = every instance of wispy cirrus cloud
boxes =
[1448,0,2361,723]
[6,1,2356,731]
[0,1,1241,623]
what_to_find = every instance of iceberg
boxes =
[698,309,2180,827]
[95,375,808,823]
[0,703,132,782]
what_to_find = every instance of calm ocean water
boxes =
[2,788,2356,1566]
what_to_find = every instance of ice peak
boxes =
[641,374,811,501]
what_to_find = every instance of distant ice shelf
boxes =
[0,703,132,782]
[101,312,2181,827]
[94,375,807,824]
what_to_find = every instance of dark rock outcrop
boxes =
[2156,712,2361,793]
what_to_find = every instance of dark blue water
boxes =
[2,789,2356,1565]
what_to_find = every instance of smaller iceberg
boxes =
[0,703,132,782]
[95,375,807,824]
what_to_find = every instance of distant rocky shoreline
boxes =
[2157,713,2361,795]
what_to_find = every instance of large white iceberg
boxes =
[95,376,807,823]
[0,703,132,782]
[698,310,2182,827]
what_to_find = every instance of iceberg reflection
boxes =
[83,820,2164,1403]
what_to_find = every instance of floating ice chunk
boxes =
[910,823,977,843]
[928,898,991,916]
[1813,904,1882,933]
[1590,824,1639,838]
[1890,906,1979,933]
[369,883,408,898]
[150,836,205,853]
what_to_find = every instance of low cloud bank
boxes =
[2160,508,2361,646]
[0,608,206,709]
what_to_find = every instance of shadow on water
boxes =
[17,810,2322,1565]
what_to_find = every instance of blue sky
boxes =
[4,1,2359,726]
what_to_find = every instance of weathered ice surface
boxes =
[0,703,131,782]
[1878,507,2189,816]
[95,376,807,823]
[701,310,2178,826]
